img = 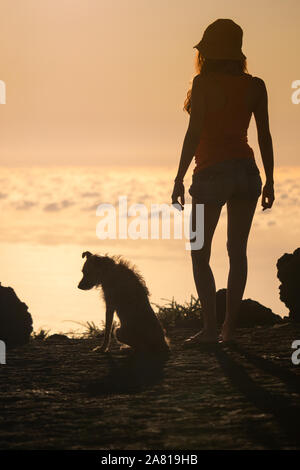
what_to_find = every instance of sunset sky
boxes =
[0,1,299,332]
[0,0,299,166]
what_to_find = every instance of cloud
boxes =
[14,200,37,210]
[80,191,101,198]
[81,203,101,212]
[1,165,299,245]
[61,199,74,209]
[43,203,61,212]
[43,199,74,212]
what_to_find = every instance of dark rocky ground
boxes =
[1,323,300,450]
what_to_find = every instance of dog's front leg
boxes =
[92,306,114,353]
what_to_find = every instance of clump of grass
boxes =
[31,298,201,342]
[153,295,203,330]
[65,320,105,339]
[32,328,50,340]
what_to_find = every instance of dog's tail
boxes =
[82,251,92,259]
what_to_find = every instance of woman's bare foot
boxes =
[183,330,218,347]
[220,322,236,343]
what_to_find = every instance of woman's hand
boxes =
[172,180,185,210]
[262,181,275,210]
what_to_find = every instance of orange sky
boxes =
[0,0,299,167]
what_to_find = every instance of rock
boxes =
[0,283,33,348]
[46,334,70,342]
[277,247,300,322]
[216,288,282,327]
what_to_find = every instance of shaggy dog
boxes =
[78,252,170,355]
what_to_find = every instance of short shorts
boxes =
[189,157,262,206]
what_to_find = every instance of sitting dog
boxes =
[78,251,170,355]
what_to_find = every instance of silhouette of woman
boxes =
[172,19,275,346]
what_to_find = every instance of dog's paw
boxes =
[92,345,109,353]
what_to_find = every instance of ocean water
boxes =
[1,165,299,333]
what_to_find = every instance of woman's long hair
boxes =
[183,51,249,114]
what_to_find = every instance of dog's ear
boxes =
[82,251,92,259]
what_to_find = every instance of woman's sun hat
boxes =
[193,19,246,60]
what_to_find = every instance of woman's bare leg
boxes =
[187,197,223,343]
[222,197,259,341]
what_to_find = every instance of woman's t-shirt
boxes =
[193,72,256,174]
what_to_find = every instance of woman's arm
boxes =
[253,77,275,210]
[253,78,274,183]
[174,74,206,182]
[172,75,206,207]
